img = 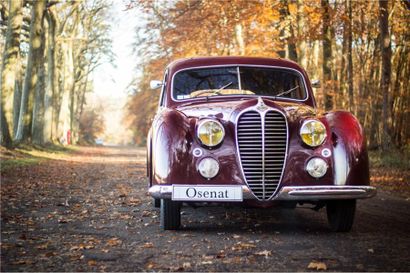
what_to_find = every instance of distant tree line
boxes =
[0,0,113,148]
[125,0,409,151]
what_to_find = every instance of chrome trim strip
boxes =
[261,108,266,199]
[148,185,377,200]
[274,186,377,200]
[170,64,309,103]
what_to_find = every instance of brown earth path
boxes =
[1,146,409,271]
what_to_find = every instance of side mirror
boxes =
[150,80,163,90]
[311,79,321,88]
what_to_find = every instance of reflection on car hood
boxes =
[176,98,316,122]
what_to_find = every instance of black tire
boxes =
[153,198,161,208]
[326,199,356,232]
[160,199,181,230]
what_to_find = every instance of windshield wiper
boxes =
[275,85,299,98]
[218,81,233,91]
[191,82,233,98]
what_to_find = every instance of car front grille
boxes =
[237,110,287,200]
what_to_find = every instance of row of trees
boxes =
[0,0,112,148]
[125,0,409,150]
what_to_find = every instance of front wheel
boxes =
[326,199,356,232]
[160,199,181,230]
[153,198,161,208]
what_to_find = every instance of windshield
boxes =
[173,66,306,100]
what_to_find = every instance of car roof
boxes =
[164,56,315,108]
[167,56,305,74]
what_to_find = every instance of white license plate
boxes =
[172,185,243,202]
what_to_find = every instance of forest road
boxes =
[1,146,409,271]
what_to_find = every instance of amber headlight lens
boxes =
[300,119,327,147]
[197,120,225,147]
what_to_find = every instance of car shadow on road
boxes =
[177,205,331,234]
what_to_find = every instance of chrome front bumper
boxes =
[148,185,377,201]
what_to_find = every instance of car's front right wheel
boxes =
[160,199,181,230]
[326,199,356,232]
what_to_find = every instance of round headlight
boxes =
[300,119,327,147]
[197,120,225,147]
[306,157,328,178]
[198,157,220,179]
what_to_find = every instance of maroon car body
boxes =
[147,56,376,231]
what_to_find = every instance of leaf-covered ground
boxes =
[1,146,409,271]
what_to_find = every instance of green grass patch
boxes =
[1,144,78,172]
[0,157,41,172]
[369,149,410,170]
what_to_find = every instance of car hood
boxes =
[175,98,316,122]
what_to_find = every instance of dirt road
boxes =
[1,146,409,271]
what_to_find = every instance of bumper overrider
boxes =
[149,185,377,201]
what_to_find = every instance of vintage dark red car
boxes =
[146,56,376,231]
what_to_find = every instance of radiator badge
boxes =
[256,97,269,112]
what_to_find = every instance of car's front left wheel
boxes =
[153,198,160,208]
[326,199,356,232]
[160,199,181,230]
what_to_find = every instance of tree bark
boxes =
[379,0,392,150]
[321,0,333,110]
[43,7,56,143]
[347,0,354,113]
[296,0,307,69]
[15,0,47,143]
[0,0,23,143]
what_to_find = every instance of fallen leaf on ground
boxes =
[232,242,256,251]
[106,238,121,246]
[36,243,49,250]
[145,261,156,269]
[307,261,327,270]
[255,250,272,257]
[142,210,151,217]
[88,260,97,266]
[142,242,154,248]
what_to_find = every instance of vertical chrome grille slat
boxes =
[237,109,288,200]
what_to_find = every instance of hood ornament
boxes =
[256,97,269,112]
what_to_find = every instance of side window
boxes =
[159,70,168,107]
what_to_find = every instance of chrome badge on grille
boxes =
[256,97,269,112]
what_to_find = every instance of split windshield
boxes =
[173,66,306,100]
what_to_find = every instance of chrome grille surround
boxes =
[236,98,288,200]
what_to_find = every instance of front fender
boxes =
[325,111,369,186]
[151,109,193,184]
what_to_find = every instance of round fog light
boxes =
[306,157,328,178]
[198,158,219,179]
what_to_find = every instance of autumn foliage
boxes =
[125,0,409,149]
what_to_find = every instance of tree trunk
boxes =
[0,0,23,142]
[15,0,47,143]
[31,25,46,145]
[0,103,13,148]
[321,0,333,110]
[235,23,245,56]
[279,0,297,61]
[296,0,307,69]
[57,41,74,143]
[347,0,354,113]
[43,7,56,143]
[379,0,392,151]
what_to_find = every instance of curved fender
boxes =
[146,128,152,186]
[325,111,369,186]
[151,109,192,185]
